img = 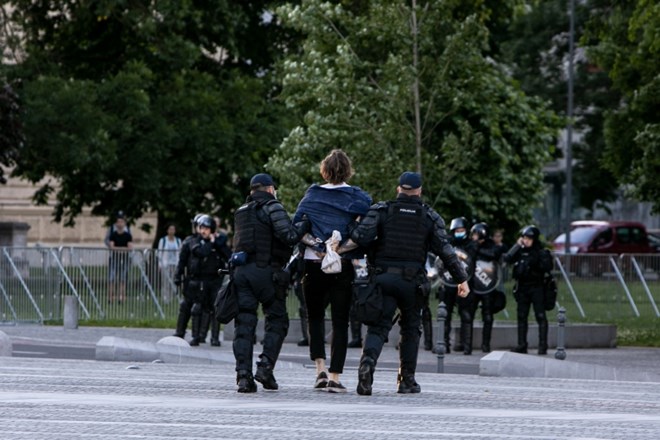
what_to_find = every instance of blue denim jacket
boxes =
[293,184,372,251]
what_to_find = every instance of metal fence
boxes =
[1,247,659,325]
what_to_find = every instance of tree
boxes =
[497,0,622,214]
[2,0,292,242]
[585,0,660,212]
[268,0,560,232]
[0,82,23,184]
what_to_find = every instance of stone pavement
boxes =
[1,325,660,438]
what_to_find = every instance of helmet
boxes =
[470,222,489,240]
[520,225,540,240]
[449,217,468,232]
[192,213,204,225]
[197,214,216,233]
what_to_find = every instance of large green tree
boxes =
[498,0,622,214]
[2,0,292,241]
[585,0,660,212]
[0,82,23,184]
[268,0,560,232]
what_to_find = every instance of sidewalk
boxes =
[2,324,659,377]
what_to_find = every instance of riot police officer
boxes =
[172,213,204,339]
[467,222,504,353]
[181,215,230,346]
[232,173,309,393]
[436,216,474,353]
[350,172,469,395]
[504,225,553,355]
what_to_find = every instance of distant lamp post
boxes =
[564,0,575,255]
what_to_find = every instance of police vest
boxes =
[374,200,430,266]
[234,200,290,267]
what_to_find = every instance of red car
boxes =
[553,221,656,254]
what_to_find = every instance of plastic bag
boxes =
[321,230,342,274]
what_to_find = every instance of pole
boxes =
[436,301,447,373]
[564,0,575,254]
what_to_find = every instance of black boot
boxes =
[297,307,309,347]
[396,369,421,394]
[210,314,221,346]
[422,308,433,351]
[481,319,493,353]
[460,321,473,355]
[538,319,548,355]
[255,357,278,390]
[357,355,375,396]
[511,321,528,353]
[236,370,257,393]
[173,307,189,338]
[199,311,212,343]
[348,319,362,348]
[189,310,202,346]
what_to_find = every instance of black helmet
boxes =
[192,213,204,225]
[520,225,540,240]
[197,214,216,233]
[449,217,468,232]
[471,222,489,240]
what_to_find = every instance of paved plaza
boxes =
[1,326,660,439]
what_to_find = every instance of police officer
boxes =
[232,173,309,393]
[467,222,504,353]
[504,225,553,355]
[349,172,469,395]
[181,215,230,346]
[172,213,204,339]
[437,216,473,354]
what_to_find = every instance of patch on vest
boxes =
[396,207,421,215]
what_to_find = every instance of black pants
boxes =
[362,272,421,373]
[302,260,353,374]
[188,278,222,339]
[232,263,289,372]
[516,284,547,326]
[470,293,493,326]
[438,285,458,341]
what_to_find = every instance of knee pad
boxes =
[459,310,472,323]
[483,314,494,326]
[535,314,548,325]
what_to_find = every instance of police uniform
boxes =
[231,174,309,393]
[467,224,504,354]
[175,215,230,346]
[437,217,474,354]
[173,233,198,339]
[504,226,553,354]
[350,172,468,395]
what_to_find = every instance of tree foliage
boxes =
[2,0,292,239]
[0,82,23,184]
[497,0,622,213]
[585,0,660,212]
[268,0,560,232]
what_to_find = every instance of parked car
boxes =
[553,221,657,255]
[553,221,658,276]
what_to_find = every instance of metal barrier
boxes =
[2,246,658,325]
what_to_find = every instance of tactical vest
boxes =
[374,200,429,266]
[233,200,290,268]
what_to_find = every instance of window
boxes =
[616,227,631,244]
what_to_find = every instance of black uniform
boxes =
[197,233,232,345]
[178,234,230,345]
[504,242,553,354]
[467,238,504,353]
[438,235,474,353]
[231,190,308,391]
[351,193,467,394]
[173,234,197,338]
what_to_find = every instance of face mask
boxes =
[454,231,466,239]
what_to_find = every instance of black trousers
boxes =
[362,272,421,373]
[232,262,289,372]
[302,260,353,374]
[438,285,458,341]
[470,292,494,325]
[516,284,547,325]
